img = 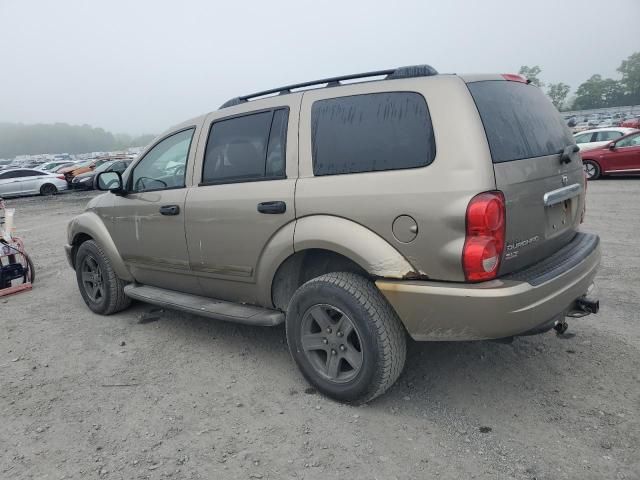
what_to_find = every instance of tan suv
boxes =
[65,65,600,403]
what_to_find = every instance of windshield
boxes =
[467,80,573,163]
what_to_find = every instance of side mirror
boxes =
[96,171,125,194]
[608,142,616,150]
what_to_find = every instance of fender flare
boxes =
[293,215,416,278]
[67,211,134,281]
[254,215,418,307]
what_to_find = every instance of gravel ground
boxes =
[1,180,639,480]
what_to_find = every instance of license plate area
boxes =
[545,199,572,236]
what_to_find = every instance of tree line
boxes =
[519,51,640,111]
[0,122,156,159]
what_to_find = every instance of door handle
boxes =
[257,201,286,214]
[159,205,180,216]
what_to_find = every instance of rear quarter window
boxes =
[311,92,435,176]
[468,81,573,163]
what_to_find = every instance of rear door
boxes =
[0,170,25,196]
[20,169,47,194]
[467,79,584,274]
[185,97,300,305]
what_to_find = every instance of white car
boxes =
[0,168,69,198]
[572,121,591,133]
[573,127,638,151]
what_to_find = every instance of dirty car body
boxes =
[65,66,600,402]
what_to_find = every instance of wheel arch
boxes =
[67,212,134,281]
[582,158,601,169]
[260,215,418,310]
[270,249,369,311]
[39,182,58,195]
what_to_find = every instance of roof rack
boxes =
[219,64,438,109]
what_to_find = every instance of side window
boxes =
[131,128,194,193]
[202,108,289,184]
[574,133,593,144]
[26,170,46,176]
[266,109,288,178]
[112,161,128,173]
[311,92,435,176]
[3,170,26,178]
[595,131,622,142]
[616,133,640,148]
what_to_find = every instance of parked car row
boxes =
[0,157,133,198]
[71,159,132,190]
[567,112,640,132]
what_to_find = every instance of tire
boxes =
[40,183,58,196]
[75,240,131,315]
[23,253,35,284]
[286,272,406,403]
[583,160,601,180]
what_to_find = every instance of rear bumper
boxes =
[376,232,601,341]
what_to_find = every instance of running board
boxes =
[123,284,284,326]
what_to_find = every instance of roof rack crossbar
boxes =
[219,64,438,109]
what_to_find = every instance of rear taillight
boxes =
[462,191,506,282]
[57,175,65,180]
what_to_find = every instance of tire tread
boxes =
[290,272,406,403]
[76,240,131,315]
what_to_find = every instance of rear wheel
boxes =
[583,160,600,180]
[75,240,131,315]
[40,183,58,196]
[286,272,406,403]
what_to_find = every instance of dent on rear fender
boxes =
[370,257,427,280]
[293,215,419,279]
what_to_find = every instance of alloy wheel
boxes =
[583,162,597,179]
[300,304,364,383]
[81,255,104,302]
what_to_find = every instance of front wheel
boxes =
[286,272,406,403]
[75,240,131,315]
[40,183,58,196]
[583,160,601,180]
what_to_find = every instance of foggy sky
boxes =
[1,0,639,135]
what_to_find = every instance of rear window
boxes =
[468,81,573,163]
[311,92,435,176]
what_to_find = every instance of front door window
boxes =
[131,128,195,192]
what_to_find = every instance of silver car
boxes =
[0,168,69,198]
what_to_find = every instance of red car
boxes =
[582,130,640,179]
[621,116,640,129]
